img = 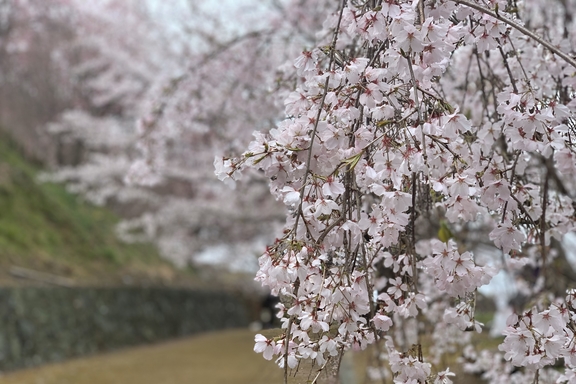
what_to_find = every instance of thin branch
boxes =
[497,46,518,94]
[501,151,520,223]
[406,55,427,162]
[316,215,346,246]
[410,172,419,291]
[540,164,550,281]
[310,357,332,384]
[286,2,347,381]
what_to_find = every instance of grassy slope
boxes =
[0,137,194,287]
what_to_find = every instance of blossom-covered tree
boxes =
[3,0,576,381]
[214,0,576,382]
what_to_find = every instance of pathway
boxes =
[0,329,365,384]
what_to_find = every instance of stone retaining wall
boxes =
[0,287,248,371]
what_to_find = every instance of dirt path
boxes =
[0,328,370,384]
[0,328,487,384]
[0,329,286,384]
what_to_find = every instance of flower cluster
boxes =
[419,239,495,297]
[215,0,576,381]
[499,292,576,375]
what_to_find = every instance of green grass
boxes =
[0,135,191,286]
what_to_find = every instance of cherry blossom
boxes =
[254,334,276,361]
[218,0,576,381]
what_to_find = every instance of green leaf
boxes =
[438,220,453,243]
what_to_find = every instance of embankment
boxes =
[0,287,248,371]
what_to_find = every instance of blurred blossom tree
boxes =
[1,0,321,267]
[3,0,576,382]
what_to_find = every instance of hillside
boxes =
[0,136,198,287]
